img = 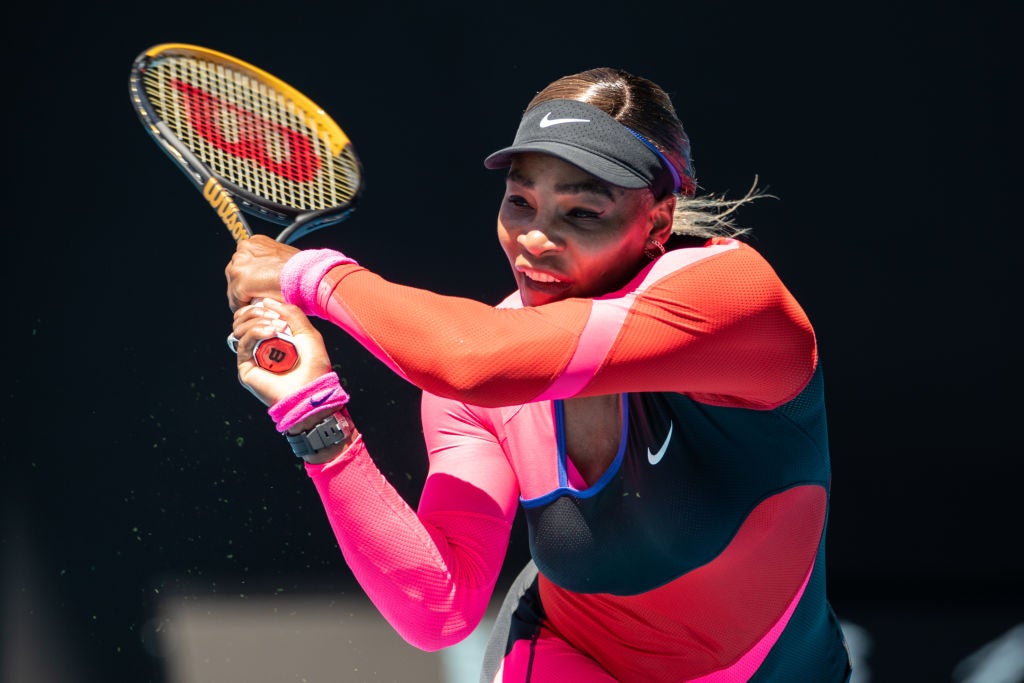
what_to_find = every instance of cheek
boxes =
[579,240,644,290]
[496,219,517,261]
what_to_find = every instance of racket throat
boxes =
[202,178,251,240]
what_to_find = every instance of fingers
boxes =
[231,299,335,406]
[225,236,299,311]
[232,299,309,338]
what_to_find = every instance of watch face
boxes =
[333,410,354,439]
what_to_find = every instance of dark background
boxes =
[5,1,1020,681]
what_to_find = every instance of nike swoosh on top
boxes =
[309,389,336,407]
[647,421,674,465]
[539,112,591,128]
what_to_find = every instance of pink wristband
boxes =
[281,249,357,316]
[267,372,351,433]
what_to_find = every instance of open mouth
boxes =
[518,266,567,284]
[517,266,572,298]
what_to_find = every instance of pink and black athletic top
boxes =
[283,237,851,681]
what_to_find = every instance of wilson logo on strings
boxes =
[173,80,320,182]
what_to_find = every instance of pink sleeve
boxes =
[304,394,517,651]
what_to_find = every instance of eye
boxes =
[567,207,601,219]
[506,195,532,209]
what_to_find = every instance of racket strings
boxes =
[142,55,360,213]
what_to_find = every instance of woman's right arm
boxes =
[283,239,816,409]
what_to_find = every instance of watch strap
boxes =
[285,409,354,458]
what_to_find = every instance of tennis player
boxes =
[226,67,853,682]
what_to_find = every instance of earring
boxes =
[644,238,666,260]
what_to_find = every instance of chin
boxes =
[518,284,566,307]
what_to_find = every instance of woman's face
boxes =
[497,153,671,307]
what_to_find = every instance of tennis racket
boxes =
[129,43,363,373]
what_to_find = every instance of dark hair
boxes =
[527,68,766,239]
[526,68,696,197]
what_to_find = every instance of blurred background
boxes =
[5,1,1020,681]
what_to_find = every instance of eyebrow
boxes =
[507,169,615,201]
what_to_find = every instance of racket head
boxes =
[130,43,363,244]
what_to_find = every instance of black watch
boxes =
[285,409,354,458]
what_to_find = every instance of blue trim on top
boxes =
[626,128,682,194]
[554,400,569,488]
[522,395,630,508]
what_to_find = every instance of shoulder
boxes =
[640,237,780,290]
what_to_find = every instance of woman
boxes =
[226,67,852,681]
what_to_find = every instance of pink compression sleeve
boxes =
[304,396,517,650]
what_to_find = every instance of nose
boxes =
[517,229,559,256]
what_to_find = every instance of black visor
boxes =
[484,99,681,198]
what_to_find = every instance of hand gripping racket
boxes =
[129,43,363,372]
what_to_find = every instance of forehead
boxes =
[507,153,623,199]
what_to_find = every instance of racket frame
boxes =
[130,42,368,373]
[128,42,361,245]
